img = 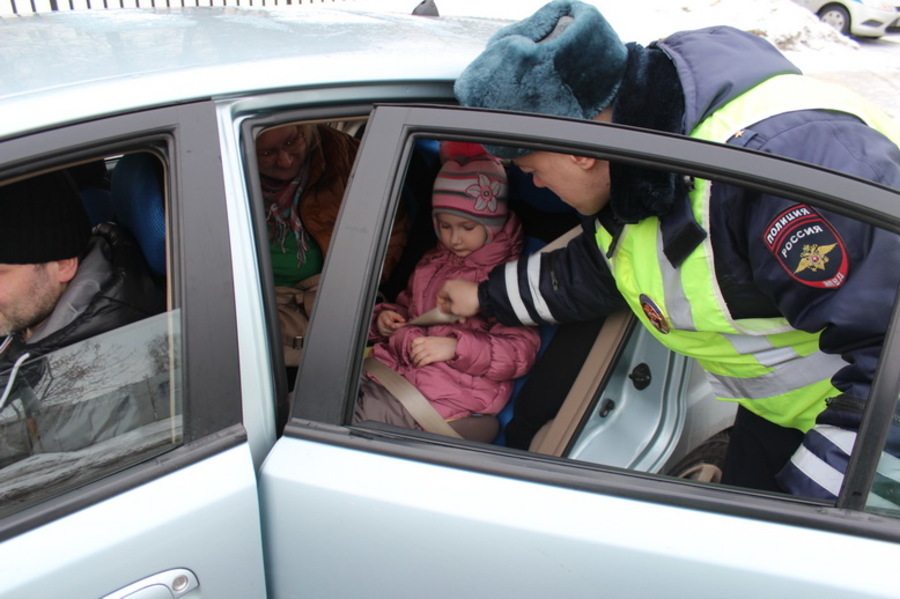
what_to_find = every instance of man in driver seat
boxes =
[0,171,165,460]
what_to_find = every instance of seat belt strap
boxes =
[405,307,461,327]
[364,356,462,438]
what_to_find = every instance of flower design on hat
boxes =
[466,173,501,213]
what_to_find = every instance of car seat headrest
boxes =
[110,153,166,277]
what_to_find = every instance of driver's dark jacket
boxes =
[478,27,900,498]
[0,223,165,460]
[0,223,164,373]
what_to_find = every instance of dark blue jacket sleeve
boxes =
[478,219,626,326]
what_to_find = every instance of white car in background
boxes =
[0,6,899,599]
[792,0,900,37]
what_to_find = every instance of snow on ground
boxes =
[357,0,854,49]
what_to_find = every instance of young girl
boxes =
[354,143,541,440]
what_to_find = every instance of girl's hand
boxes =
[410,336,457,367]
[377,310,406,337]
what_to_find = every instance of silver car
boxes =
[1,6,899,598]
[792,0,900,37]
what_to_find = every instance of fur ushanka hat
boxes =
[454,0,628,159]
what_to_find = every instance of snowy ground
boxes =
[349,0,900,120]
[359,0,854,48]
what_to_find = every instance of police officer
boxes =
[437,0,900,499]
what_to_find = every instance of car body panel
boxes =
[566,322,693,471]
[1,7,899,598]
[261,434,900,599]
[0,8,505,139]
[0,445,267,597]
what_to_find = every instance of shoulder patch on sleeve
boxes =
[762,205,848,289]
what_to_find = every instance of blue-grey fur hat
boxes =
[454,0,628,159]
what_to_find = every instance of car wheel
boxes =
[666,429,731,483]
[818,4,851,36]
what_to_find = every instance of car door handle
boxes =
[102,568,199,599]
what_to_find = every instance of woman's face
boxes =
[256,125,309,181]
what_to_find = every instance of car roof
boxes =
[0,6,507,139]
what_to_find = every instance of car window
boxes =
[0,100,244,546]
[0,155,178,519]
[867,398,900,515]
[300,105,900,532]
[0,312,181,517]
[353,136,736,472]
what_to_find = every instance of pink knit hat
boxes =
[432,142,509,241]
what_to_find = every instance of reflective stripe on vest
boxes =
[596,74,899,431]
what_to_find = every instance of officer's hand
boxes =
[437,279,479,318]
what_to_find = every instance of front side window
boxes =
[0,153,180,518]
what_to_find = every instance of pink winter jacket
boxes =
[370,214,541,421]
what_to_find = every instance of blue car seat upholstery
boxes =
[378,139,443,302]
[491,165,585,446]
[110,152,167,278]
[69,160,115,227]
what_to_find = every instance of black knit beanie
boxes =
[0,171,91,264]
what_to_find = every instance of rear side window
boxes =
[320,109,900,518]
[869,398,900,515]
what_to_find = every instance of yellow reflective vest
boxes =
[595,74,900,432]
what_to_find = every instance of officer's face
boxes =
[514,151,611,216]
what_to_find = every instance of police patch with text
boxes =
[763,205,848,289]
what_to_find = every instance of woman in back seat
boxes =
[257,123,408,286]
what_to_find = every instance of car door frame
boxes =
[287,102,900,539]
[0,102,268,598]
